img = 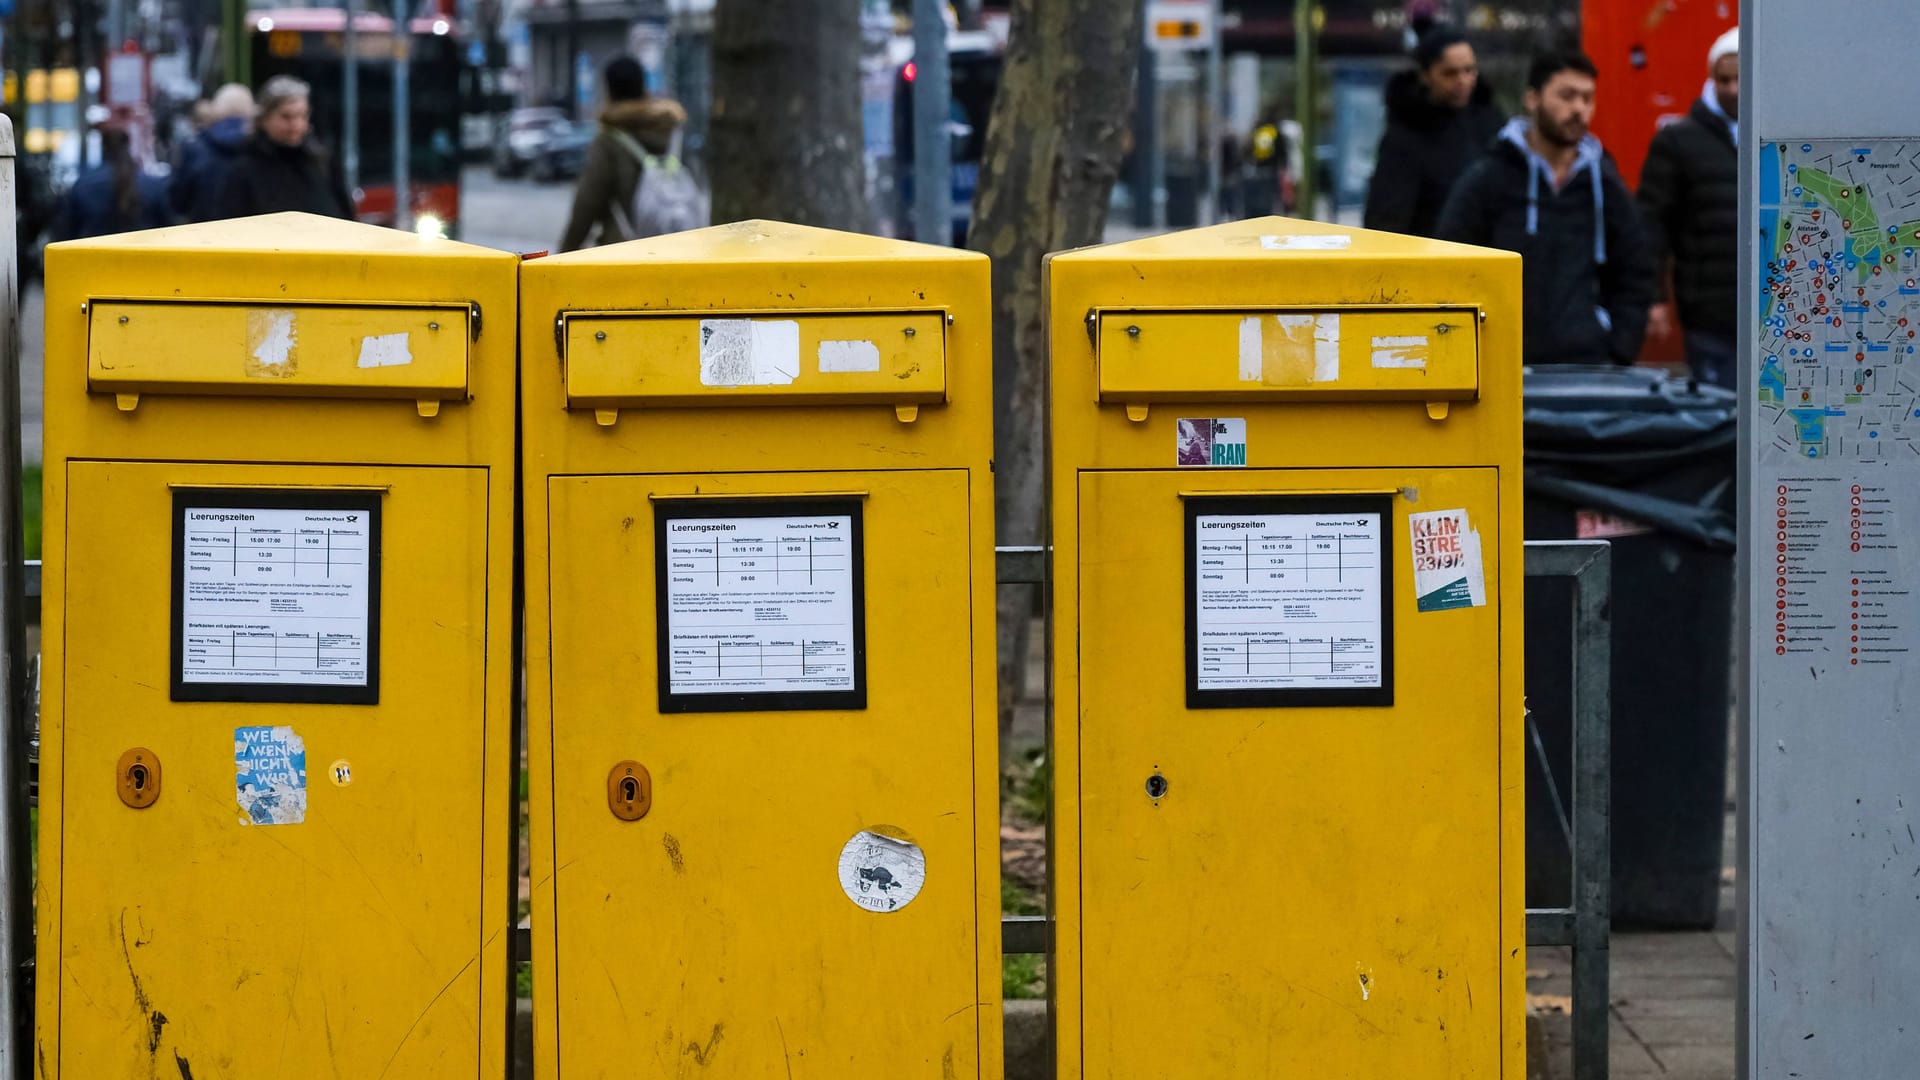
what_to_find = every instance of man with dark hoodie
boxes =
[559,56,688,251]
[1637,27,1741,387]
[1363,24,1503,238]
[171,83,254,223]
[1437,50,1654,367]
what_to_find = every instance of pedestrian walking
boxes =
[50,126,173,240]
[221,75,356,220]
[171,83,256,224]
[1436,50,1654,367]
[559,56,690,251]
[1363,23,1503,238]
[1637,28,1741,387]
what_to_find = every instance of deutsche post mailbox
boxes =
[36,215,519,1076]
[521,221,1001,1076]
[1047,219,1525,1077]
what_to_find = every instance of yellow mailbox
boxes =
[37,215,519,1077]
[1048,219,1525,1076]
[521,221,1001,1076]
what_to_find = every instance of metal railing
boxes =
[12,539,1609,1072]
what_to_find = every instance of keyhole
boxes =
[621,777,638,802]
[1145,773,1168,799]
[130,764,148,791]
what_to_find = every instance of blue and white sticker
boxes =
[837,828,926,913]
[236,725,307,825]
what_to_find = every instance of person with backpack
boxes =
[50,125,174,240]
[559,56,701,250]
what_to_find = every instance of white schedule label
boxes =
[662,513,857,696]
[180,506,372,687]
[1193,511,1385,690]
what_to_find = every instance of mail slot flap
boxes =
[88,301,471,400]
[563,311,947,408]
[1097,308,1479,402]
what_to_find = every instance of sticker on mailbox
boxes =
[838,828,926,913]
[1177,417,1247,467]
[236,725,307,826]
[1410,508,1487,612]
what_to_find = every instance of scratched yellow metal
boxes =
[1048,217,1526,1077]
[37,214,518,1077]
[522,221,1001,1078]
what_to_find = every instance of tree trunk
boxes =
[709,0,870,231]
[967,0,1139,732]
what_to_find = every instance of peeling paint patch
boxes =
[1263,314,1341,384]
[1357,963,1374,1001]
[699,319,799,387]
[1371,334,1431,370]
[818,339,881,373]
[245,310,297,379]
[236,725,307,825]
[1237,316,1263,382]
[356,332,414,368]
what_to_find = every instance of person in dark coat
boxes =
[1436,50,1655,367]
[1637,27,1740,387]
[221,75,356,220]
[50,126,173,240]
[170,83,255,224]
[559,56,687,251]
[1363,24,1504,238]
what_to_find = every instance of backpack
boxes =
[608,128,709,239]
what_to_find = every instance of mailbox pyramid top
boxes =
[1056,215,1511,264]
[550,219,986,265]
[51,211,513,258]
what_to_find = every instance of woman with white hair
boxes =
[170,82,256,223]
[220,74,356,220]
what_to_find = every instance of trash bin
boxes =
[1522,365,1737,929]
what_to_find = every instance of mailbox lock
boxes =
[1145,772,1169,800]
[607,761,653,821]
[117,748,162,809]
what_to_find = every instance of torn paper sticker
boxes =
[245,309,297,379]
[236,725,307,825]
[1177,417,1247,467]
[817,339,881,374]
[1371,335,1430,370]
[698,319,800,387]
[1254,313,1340,385]
[356,332,414,368]
[1261,234,1352,251]
[838,828,926,913]
[1410,508,1487,612]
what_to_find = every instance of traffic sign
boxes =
[1145,0,1215,50]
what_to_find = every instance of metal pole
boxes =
[1293,0,1315,218]
[563,0,580,118]
[0,114,30,1080]
[105,0,124,50]
[1148,48,1165,229]
[391,0,410,232]
[342,0,359,190]
[910,0,950,246]
[1203,0,1222,223]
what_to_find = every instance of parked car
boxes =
[529,122,596,183]
[493,107,568,178]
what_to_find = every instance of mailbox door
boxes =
[1078,466,1504,1077]
[57,461,490,1078]
[546,469,984,1077]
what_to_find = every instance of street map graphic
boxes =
[1760,140,1920,462]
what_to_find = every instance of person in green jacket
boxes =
[559,56,688,251]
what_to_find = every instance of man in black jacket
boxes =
[1364,25,1504,238]
[1436,50,1654,367]
[1638,27,1740,387]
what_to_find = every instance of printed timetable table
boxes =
[177,503,376,692]
[658,507,865,707]
[1190,506,1389,698]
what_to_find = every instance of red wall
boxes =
[1584,0,1739,189]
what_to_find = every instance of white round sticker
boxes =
[838,828,926,913]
